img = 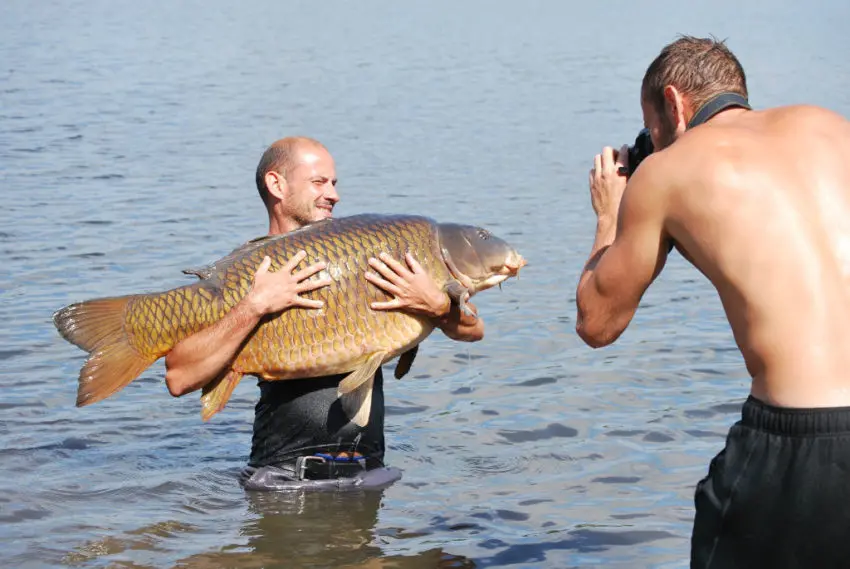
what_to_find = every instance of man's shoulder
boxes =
[723,104,848,139]
[627,147,683,193]
[625,133,730,211]
[766,103,844,120]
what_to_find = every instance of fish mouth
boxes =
[504,256,527,278]
[446,256,528,294]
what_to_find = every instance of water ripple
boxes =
[1,0,845,567]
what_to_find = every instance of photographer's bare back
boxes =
[576,36,850,568]
[592,103,850,407]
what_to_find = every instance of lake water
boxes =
[2,1,848,567]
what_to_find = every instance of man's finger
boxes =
[292,261,327,282]
[283,250,308,271]
[365,271,402,296]
[368,257,405,285]
[593,154,602,178]
[256,256,272,276]
[404,252,424,273]
[295,297,324,309]
[617,144,630,169]
[602,146,615,172]
[370,300,401,311]
[378,252,411,276]
[296,277,333,293]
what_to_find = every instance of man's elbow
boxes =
[443,328,484,343]
[459,328,485,343]
[164,363,192,398]
[576,324,612,349]
[575,318,623,349]
[458,318,485,342]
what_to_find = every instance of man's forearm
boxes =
[576,216,619,345]
[578,216,617,293]
[587,216,617,268]
[164,299,262,397]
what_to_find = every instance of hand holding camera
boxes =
[589,145,630,220]
[588,127,656,222]
[617,127,654,177]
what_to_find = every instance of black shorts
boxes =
[692,395,850,569]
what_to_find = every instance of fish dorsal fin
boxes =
[180,234,274,281]
[182,266,213,280]
[246,235,274,244]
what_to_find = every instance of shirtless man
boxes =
[574,36,850,568]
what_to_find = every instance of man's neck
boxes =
[687,92,752,130]
[267,217,301,236]
[702,106,750,126]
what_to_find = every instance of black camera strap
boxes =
[687,92,751,129]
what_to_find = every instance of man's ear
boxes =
[663,85,692,132]
[264,171,287,201]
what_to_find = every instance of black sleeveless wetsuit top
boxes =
[248,368,386,469]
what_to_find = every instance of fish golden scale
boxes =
[227,216,430,371]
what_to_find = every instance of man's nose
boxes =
[325,184,340,204]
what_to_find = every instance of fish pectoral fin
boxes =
[338,351,386,427]
[444,279,475,318]
[394,345,419,380]
[200,369,244,421]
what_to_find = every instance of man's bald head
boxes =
[255,136,328,204]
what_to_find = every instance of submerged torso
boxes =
[249,368,386,468]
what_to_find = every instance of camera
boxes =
[618,127,654,177]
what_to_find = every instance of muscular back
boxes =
[663,105,850,406]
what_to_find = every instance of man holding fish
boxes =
[54,134,525,490]
[165,137,494,489]
[159,137,487,490]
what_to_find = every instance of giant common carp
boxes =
[53,213,526,426]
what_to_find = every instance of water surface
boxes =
[2,1,848,567]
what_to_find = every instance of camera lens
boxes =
[627,128,653,177]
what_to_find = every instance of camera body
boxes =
[624,127,654,177]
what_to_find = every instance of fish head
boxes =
[436,223,527,294]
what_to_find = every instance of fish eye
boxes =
[476,228,491,241]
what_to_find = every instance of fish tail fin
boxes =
[200,369,244,421]
[53,296,156,407]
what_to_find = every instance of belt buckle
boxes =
[295,455,327,480]
[334,453,367,470]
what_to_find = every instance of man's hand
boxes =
[245,251,332,316]
[165,250,330,397]
[590,145,630,223]
[365,252,450,318]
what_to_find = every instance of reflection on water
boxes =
[65,487,477,569]
[2,0,849,567]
